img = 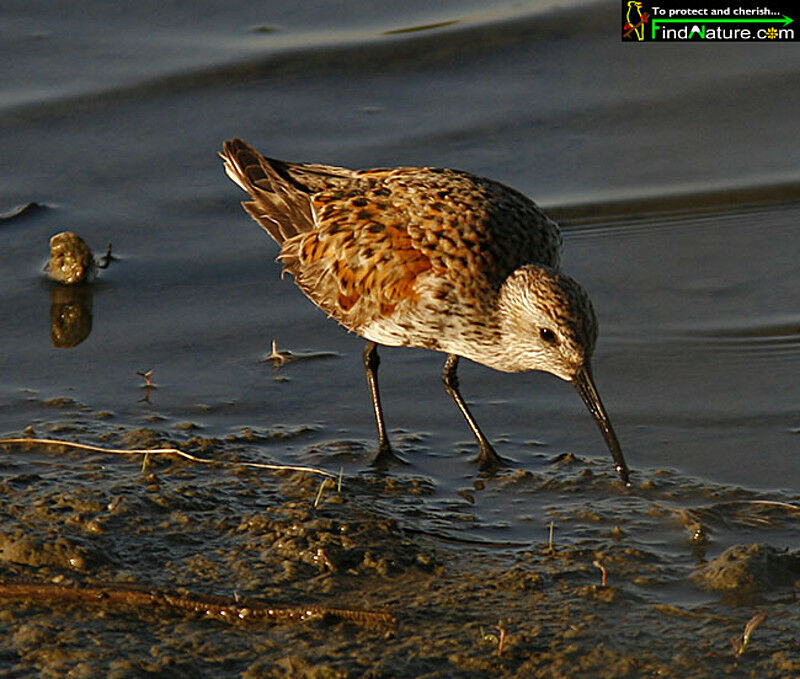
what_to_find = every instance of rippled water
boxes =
[2,0,800,674]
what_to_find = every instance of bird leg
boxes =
[441,354,505,470]
[363,342,396,465]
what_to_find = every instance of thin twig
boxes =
[0,581,395,628]
[136,370,155,388]
[732,612,767,658]
[267,340,290,365]
[496,620,508,657]
[97,243,114,269]
[314,478,332,508]
[592,560,608,587]
[726,500,800,513]
[0,438,336,479]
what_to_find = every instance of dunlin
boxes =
[220,139,630,484]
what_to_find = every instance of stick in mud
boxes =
[0,581,396,629]
[0,437,336,479]
[592,559,608,587]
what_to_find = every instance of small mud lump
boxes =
[47,231,95,284]
[692,543,800,593]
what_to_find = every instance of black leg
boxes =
[441,354,505,470]
[363,342,395,465]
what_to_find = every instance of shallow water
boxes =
[2,0,800,675]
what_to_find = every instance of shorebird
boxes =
[220,139,630,484]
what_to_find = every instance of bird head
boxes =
[498,265,629,484]
[497,265,597,379]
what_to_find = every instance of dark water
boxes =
[2,1,800,675]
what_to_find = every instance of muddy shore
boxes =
[1,405,799,677]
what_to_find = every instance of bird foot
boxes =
[475,445,509,473]
[370,442,407,468]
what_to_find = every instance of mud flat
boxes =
[0,409,799,677]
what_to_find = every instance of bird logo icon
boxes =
[623,1,650,41]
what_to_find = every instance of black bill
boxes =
[573,365,630,485]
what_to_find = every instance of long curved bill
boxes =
[573,365,630,485]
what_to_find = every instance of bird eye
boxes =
[539,328,558,344]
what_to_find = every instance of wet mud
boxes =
[1,405,799,677]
